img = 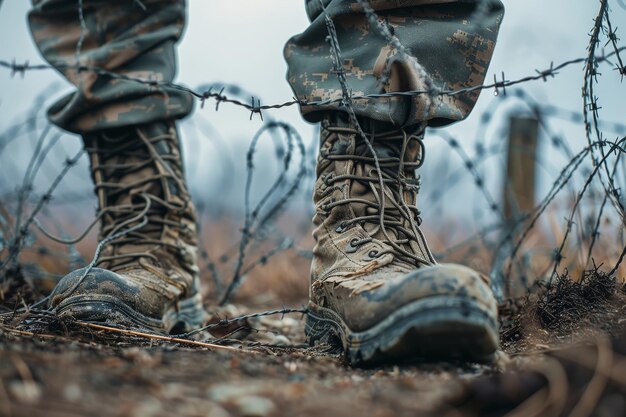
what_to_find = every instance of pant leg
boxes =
[28,0,193,134]
[284,0,504,127]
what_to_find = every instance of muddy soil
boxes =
[1,268,625,417]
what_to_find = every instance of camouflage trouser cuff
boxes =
[28,0,191,134]
[30,0,504,133]
[285,0,504,128]
[47,84,194,134]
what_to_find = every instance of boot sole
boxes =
[54,292,206,334]
[306,295,498,365]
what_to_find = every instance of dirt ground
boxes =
[1,268,626,417]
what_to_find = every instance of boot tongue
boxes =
[93,129,177,271]
[350,139,409,241]
[103,149,166,242]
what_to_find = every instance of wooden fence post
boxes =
[504,117,539,221]
[491,116,539,301]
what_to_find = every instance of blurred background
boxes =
[0,0,624,308]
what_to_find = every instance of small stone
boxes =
[208,384,274,417]
[351,374,364,382]
[132,397,163,417]
[64,384,82,402]
[492,350,512,371]
[9,381,42,405]
[208,383,260,400]
[234,395,275,417]
[271,335,291,346]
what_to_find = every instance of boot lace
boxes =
[322,125,435,267]
[85,125,192,271]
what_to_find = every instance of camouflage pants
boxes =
[28,0,504,134]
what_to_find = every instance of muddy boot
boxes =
[307,114,499,364]
[48,122,205,334]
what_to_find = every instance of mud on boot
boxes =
[49,121,206,334]
[307,114,499,365]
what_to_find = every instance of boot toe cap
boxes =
[48,267,164,330]
[313,263,497,332]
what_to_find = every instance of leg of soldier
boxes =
[28,0,205,333]
[28,0,193,133]
[285,0,504,364]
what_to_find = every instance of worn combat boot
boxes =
[48,122,206,333]
[307,114,499,364]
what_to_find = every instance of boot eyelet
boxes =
[346,238,360,253]
[335,223,347,233]
[368,250,379,258]
[325,174,334,185]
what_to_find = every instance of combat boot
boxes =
[48,121,205,333]
[307,114,499,364]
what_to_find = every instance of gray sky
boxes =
[0,1,624,228]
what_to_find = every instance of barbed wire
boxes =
[1,46,624,116]
[219,121,308,305]
[0,0,625,344]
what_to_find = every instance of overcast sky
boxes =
[0,1,624,227]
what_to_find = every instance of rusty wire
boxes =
[0,0,625,353]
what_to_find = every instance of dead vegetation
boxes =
[1,263,625,417]
[1,1,625,415]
